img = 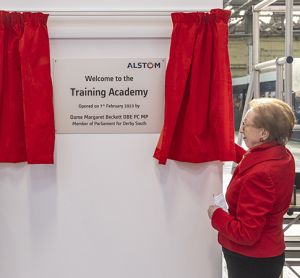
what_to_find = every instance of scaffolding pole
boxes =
[261,5,300,11]
[252,10,260,98]
[254,56,293,70]
[251,0,294,105]
[285,0,294,107]
[276,64,284,100]
[253,0,278,11]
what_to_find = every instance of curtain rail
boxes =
[3,9,211,16]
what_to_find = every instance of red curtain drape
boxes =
[0,11,55,164]
[154,9,236,164]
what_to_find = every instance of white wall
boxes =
[0,2,223,278]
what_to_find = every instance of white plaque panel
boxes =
[53,58,165,133]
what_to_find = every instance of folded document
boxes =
[213,193,228,212]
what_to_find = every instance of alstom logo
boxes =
[127,62,161,69]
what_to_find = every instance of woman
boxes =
[208,98,296,278]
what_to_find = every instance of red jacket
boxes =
[212,142,295,258]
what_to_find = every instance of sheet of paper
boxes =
[213,193,228,212]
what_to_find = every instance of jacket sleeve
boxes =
[234,143,246,163]
[211,171,276,246]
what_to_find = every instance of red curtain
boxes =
[0,11,55,164]
[154,9,236,164]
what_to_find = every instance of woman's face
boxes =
[240,109,267,149]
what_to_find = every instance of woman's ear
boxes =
[261,128,270,141]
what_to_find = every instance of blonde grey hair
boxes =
[249,98,296,145]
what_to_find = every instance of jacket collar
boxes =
[238,142,288,174]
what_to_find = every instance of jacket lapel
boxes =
[238,143,287,175]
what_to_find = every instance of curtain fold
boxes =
[0,11,55,164]
[154,9,236,164]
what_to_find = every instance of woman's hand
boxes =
[207,205,220,219]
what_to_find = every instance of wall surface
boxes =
[0,1,223,278]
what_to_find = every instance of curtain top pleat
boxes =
[0,11,9,26]
[23,13,48,25]
[0,11,48,27]
[171,9,231,24]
